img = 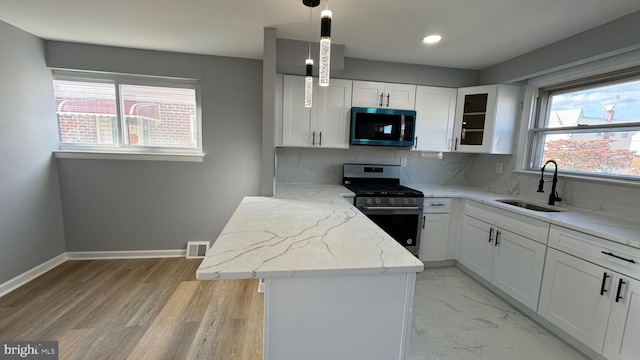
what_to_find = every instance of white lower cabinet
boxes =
[490,228,546,310]
[539,247,640,359]
[603,275,640,360]
[455,203,640,360]
[419,214,450,261]
[458,213,546,311]
[538,248,611,351]
[458,216,495,280]
[418,198,451,262]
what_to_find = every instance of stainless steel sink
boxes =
[496,199,561,212]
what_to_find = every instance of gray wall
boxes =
[46,42,263,251]
[0,21,66,283]
[340,58,479,88]
[480,10,640,84]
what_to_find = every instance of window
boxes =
[529,71,640,180]
[53,72,201,159]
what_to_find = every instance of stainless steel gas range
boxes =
[343,164,424,256]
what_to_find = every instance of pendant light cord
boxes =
[308,6,312,59]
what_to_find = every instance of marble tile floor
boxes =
[408,267,589,360]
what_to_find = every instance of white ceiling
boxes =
[1,0,640,70]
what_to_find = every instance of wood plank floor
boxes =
[0,258,263,360]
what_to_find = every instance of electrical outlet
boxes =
[496,163,503,174]
[400,158,407,167]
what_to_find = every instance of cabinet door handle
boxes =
[379,93,384,107]
[488,227,494,243]
[601,251,636,263]
[386,93,390,107]
[495,230,501,247]
[319,132,322,146]
[454,138,458,151]
[312,131,316,146]
[600,272,610,295]
[422,215,426,229]
[616,278,626,303]
[414,136,418,149]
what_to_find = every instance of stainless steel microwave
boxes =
[350,107,416,147]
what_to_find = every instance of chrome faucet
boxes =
[537,160,562,206]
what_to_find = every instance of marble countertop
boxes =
[196,185,424,280]
[411,184,640,249]
[197,183,640,280]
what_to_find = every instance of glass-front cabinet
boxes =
[452,84,521,154]
[459,93,489,146]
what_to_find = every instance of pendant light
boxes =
[305,58,313,108]
[303,0,320,107]
[319,1,332,87]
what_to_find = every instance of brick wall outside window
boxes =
[57,101,197,148]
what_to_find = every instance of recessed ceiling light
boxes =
[422,35,442,45]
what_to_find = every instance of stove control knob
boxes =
[388,198,395,205]
[374,198,381,205]
[410,198,417,205]
[365,198,373,205]
[402,198,409,205]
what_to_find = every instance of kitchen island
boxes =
[196,185,424,360]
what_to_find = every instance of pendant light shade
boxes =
[302,0,320,107]
[319,9,332,87]
[304,59,313,107]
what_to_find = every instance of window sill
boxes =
[53,150,204,162]
[513,169,640,188]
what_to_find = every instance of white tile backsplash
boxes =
[456,154,640,222]
[276,147,640,221]
[275,147,472,185]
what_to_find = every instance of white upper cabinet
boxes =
[352,81,416,110]
[412,86,457,152]
[280,75,352,149]
[315,79,353,149]
[451,84,521,154]
[281,75,315,147]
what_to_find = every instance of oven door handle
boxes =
[359,206,423,211]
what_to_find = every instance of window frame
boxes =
[52,70,203,162]
[526,67,640,181]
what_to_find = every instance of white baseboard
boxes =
[0,249,187,298]
[66,249,186,260]
[0,253,68,298]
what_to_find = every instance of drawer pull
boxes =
[616,278,626,303]
[601,251,636,264]
[429,203,446,207]
[600,272,610,296]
